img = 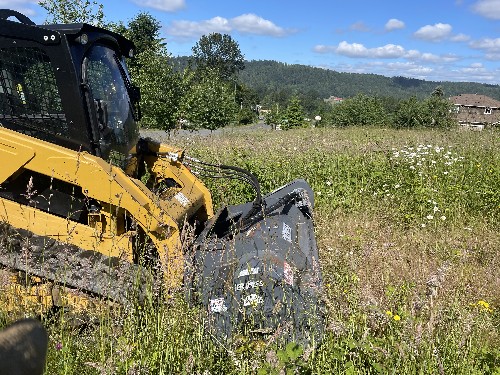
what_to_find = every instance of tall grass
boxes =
[1,126,498,374]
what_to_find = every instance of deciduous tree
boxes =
[283,96,305,129]
[39,0,105,26]
[179,70,237,131]
[191,33,245,81]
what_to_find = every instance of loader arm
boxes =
[0,127,213,285]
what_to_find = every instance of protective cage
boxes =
[0,46,68,137]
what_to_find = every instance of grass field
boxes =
[1,126,499,374]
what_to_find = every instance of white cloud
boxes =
[485,53,500,60]
[132,0,185,12]
[334,41,406,58]
[469,37,500,60]
[314,41,461,64]
[414,23,452,41]
[469,37,500,52]
[420,52,459,63]
[404,49,422,60]
[349,21,370,32]
[166,14,291,39]
[313,45,337,53]
[319,60,498,84]
[230,14,287,36]
[335,41,370,57]
[471,0,500,20]
[166,17,231,38]
[450,33,471,42]
[385,18,405,31]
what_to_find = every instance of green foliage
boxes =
[393,96,424,128]
[283,96,305,129]
[432,85,444,97]
[327,93,388,127]
[130,46,183,130]
[393,94,455,129]
[264,103,282,129]
[179,69,237,131]
[121,12,163,72]
[125,12,162,55]
[39,0,105,26]
[237,106,257,125]
[117,12,183,130]
[258,343,308,375]
[191,33,245,81]
[421,94,456,129]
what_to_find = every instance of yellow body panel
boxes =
[0,127,214,288]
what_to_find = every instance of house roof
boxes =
[449,94,500,108]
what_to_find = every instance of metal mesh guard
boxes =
[0,47,68,136]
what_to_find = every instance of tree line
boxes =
[39,0,249,132]
[39,0,499,132]
[262,88,457,130]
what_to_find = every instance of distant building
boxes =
[449,94,500,130]
[324,96,343,105]
[256,105,271,120]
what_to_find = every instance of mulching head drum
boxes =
[186,179,325,348]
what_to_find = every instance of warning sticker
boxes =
[282,222,292,243]
[238,267,259,278]
[284,261,294,285]
[209,297,227,313]
[242,293,264,307]
[234,280,264,291]
[174,191,190,207]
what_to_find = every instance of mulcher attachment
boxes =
[186,179,325,348]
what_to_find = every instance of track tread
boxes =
[0,223,150,305]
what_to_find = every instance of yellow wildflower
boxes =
[471,300,493,313]
[477,300,490,309]
[476,300,493,312]
[385,310,393,317]
[393,315,401,321]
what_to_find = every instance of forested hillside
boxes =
[239,60,500,101]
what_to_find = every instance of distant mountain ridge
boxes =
[170,57,500,101]
[239,60,500,101]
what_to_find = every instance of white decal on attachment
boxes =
[174,191,190,207]
[284,261,294,285]
[167,152,179,162]
[242,293,264,306]
[209,297,227,313]
[238,267,259,277]
[234,280,264,291]
[282,222,292,243]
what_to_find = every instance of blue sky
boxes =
[7,0,500,84]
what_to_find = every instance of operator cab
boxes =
[0,9,140,165]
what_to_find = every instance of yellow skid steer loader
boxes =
[0,9,324,346]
